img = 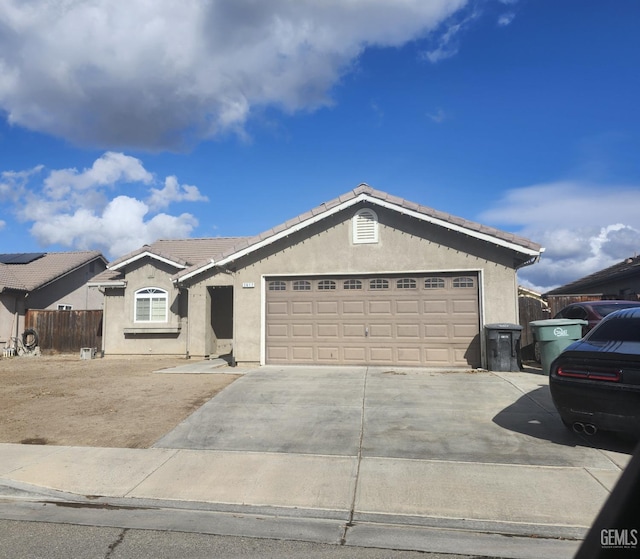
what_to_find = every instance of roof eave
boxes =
[109,251,188,271]
[175,191,542,283]
[87,280,127,288]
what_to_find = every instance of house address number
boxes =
[242,282,255,288]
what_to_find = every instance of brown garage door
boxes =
[265,273,480,367]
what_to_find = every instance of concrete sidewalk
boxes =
[0,367,634,558]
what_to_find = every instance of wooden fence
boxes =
[25,310,103,354]
[518,295,551,360]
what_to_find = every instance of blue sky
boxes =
[1,0,639,292]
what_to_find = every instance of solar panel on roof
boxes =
[0,253,46,264]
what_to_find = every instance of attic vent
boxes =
[353,209,378,244]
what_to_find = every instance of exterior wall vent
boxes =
[353,208,379,244]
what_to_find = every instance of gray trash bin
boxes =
[485,323,523,372]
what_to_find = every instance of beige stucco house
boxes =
[0,251,107,347]
[92,185,543,368]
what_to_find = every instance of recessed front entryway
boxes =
[265,273,481,367]
[209,285,233,356]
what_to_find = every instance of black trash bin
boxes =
[485,323,523,372]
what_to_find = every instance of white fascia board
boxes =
[87,281,127,288]
[370,198,541,257]
[109,251,188,271]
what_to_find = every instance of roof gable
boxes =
[175,184,543,283]
[0,251,107,293]
[108,237,247,272]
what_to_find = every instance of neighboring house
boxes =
[92,185,543,368]
[0,251,108,346]
[544,255,640,316]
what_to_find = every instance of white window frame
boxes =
[134,287,168,323]
[352,208,379,244]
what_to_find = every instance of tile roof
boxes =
[0,251,106,293]
[545,255,640,296]
[104,238,248,281]
[173,184,543,283]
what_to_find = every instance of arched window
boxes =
[293,280,311,291]
[352,208,379,244]
[397,278,417,289]
[369,278,389,290]
[425,278,445,289]
[453,276,475,288]
[344,279,363,290]
[135,288,168,322]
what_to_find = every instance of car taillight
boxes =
[556,366,621,382]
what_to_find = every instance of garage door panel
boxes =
[317,301,339,314]
[292,301,313,315]
[267,346,289,361]
[343,301,365,314]
[397,347,421,364]
[343,323,366,337]
[369,300,392,314]
[396,300,420,314]
[291,324,313,338]
[424,300,448,313]
[424,347,452,366]
[267,324,289,338]
[453,324,479,337]
[425,324,448,338]
[369,324,393,338]
[317,324,340,338]
[397,324,420,338]
[267,301,289,315]
[344,347,367,362]
[317,347,340,361]
[369,347,393,362]
[451,300,478,316]
[292,347,314,361]
[266,273,480,367]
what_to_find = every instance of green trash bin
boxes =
[530,319,587,375]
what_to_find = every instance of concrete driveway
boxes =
[154,365,633,468]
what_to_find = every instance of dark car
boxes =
[554,299,640,335]
[549,307,640,438]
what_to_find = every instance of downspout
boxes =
[98,288,107,357]
[181,286,189,359]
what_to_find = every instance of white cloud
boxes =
[497,12,515,26]
[479,181,640,292]
[0,166,44,202]
[6,153,207,257]
[427,108,447,123]
[44,152,153,199]
[0,0,468,150]
[421,9,478,64]
[148,176,209,211]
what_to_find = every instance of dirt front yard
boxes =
[0,355,240,449]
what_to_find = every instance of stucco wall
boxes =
[102,259,188,355]
[0,294,20,347]
[189,205,523,364]
[26,261,106,311]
